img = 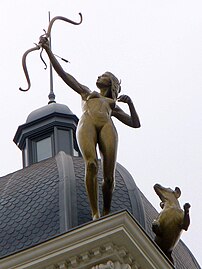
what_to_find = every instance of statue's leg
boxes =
[182,203,190,231]
[165,251,174,264]
[77,123,100,220]
[152,220,162,235]
[99,123,118,216]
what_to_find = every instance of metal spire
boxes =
[48,11,56,104]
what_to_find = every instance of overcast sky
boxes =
[1,0,202,266]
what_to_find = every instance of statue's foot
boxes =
[92,212,100,220]
[102,210,110,217]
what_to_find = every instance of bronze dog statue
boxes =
[152,183,190,264]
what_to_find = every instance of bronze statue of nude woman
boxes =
[39,36,141,220]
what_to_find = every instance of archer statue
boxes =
[20,13,141,220]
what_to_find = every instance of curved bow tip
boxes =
[19,87,30,92]
[78,12,83,22]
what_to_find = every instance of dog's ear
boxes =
[174,187,181,198]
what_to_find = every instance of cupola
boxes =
[13,102,80,167]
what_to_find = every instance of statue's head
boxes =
[104,71,121,100]
[97,72,121,100]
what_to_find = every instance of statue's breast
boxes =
[87,91,100,100]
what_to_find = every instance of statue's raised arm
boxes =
[38,36,90,98]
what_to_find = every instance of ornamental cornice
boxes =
[0,211,173,269]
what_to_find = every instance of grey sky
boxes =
[1,1,202,266]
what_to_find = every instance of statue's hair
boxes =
[104,71,121,100]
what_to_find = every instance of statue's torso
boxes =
[80,91,116,126]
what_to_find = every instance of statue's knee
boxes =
[103,177,114,190]
[86,160,98,174]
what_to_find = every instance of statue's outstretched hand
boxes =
[117,94,132,104]
[38,36,50,49]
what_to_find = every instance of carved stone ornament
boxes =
[91,260,131,269]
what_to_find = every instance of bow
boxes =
[19,13,82,92]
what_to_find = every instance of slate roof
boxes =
[0,153,200,269]
[0,158,60,257]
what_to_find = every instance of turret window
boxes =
[36,136,53,162]
[30,134,55,163]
